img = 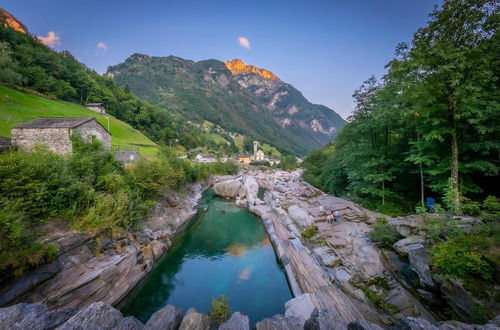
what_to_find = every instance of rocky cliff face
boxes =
[107,55,346,155]
[0,8,28,34]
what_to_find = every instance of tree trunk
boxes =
[448,90,460,208]
[416,133,425,208]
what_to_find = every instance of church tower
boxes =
[253,141,260,158]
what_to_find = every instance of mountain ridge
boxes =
[108,54,346,155]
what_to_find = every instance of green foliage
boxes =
[277,155,298,171]
[369,221,400,248]
[250,160,270,166]
[210,295,231,327]
[480,196,500,222]
[423,217,465,243]
[430,235,494,281]
[301,226,318,239]
[302,0,499,213]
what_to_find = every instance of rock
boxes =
[179,308,210,330]
[391,317,439,330]
[287,205,314,228]
[58,301,123,330]
[116,316,145,330]
[393,236,427,256]
[0,303,77,330]
[0,260,63,306]
[417,289,442,305]
[439,279,481,321]
[285,294,316,326]
[149,240,166,260]
[255,314,302,330]
[437,320,474,330]
[244,175,259,206]
[213,179,243,198]
[144,304,183,330]
[218,312,249,330]
[477,316,500,330]
[304,308,347,330]
[348,320,384,330]
[137,229,155,245]
[408,248,437,290]
[388,216,425,237]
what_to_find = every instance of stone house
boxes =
[194,153,217,163]
[85,103,106,114]
[11,117,111,154]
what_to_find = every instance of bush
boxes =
[369,222,399,248]
[480,196,500,222]
[424,217,465,243]
[430,235,494,281]
[210,295,230,327]
[301,226,318,239]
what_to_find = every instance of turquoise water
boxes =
[120,190,292,325]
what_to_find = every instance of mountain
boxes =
[0,8,28,34]
[107,55,346,155]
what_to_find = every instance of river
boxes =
[119,189,292,326]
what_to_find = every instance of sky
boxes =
[3,0,441,118]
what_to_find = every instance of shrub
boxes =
[480,196,500,222]
[369,223,399,248]
[424,217,465,243]
[430,235,494,281]
[210,295,231,327]
[301,226,318,239]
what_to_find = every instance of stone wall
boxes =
[11,127,73,154]
[0,137,11,153]
[114,147,140,163]
[73,120,111,149]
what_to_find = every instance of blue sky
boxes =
[4,0,440,118]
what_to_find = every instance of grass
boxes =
[0,86,158,155]
[261,143,281,158]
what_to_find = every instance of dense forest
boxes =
[0,24,211,150]
[303,0,499,215]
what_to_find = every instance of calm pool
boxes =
[120,190,292,326]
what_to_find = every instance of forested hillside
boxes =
[303,0,499,214]
[0,21,209,150]
[107,56,346,156]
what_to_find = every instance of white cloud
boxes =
[238,36,250,49]
[97,42,107,50]
[37,31,60,47]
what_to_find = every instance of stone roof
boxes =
[13,117,95,129]
[85,103,104,106]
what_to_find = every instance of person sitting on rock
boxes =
[334,210,340,222]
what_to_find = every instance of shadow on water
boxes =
[119,189,292,326]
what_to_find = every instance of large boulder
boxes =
[348,320,384,330]
[285,294,316,326]
[287,205,314,228]
[255,314,302,330]
[393,236,427,256]
[388,216,425,237]
[304,308,347,330]
[408,248,437,290]
[439,279,482,321]
[117,316,145,330]
[144,305,183,330]
[213,179,243,198]
[218,312,249,330]
[391,317,439,330]
[0,303,77,330]
[58,301,123,330]
[437,320,474,330]
[244,175,259,206]
[179,308,210,330]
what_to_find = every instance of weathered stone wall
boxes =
[73,120,111,149]
[85,105,106,114]
[0,137,11,153]
[11,127,73,154]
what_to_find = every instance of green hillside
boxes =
[0,86,158,155]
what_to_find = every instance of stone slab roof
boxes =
[13,117,94,129]
[85,103,104,106]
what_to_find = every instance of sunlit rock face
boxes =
[0,9,28,34]
[225,58,279,80]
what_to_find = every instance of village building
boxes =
[237,154,253,164]
[85,103,106,114]
[194,153,218,163]
[11,117,111,154]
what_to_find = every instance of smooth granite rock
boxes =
[408,248,437,290]
[213,179,243,198]
[218,312,249,330]
[304,308,348,330]
[144,304,183,330]
[255,314,302,330]
[287,204,314,228]
[0,303,76,330]
[348,320,384,330]
[391,317,439,330]
[284,294,316,326]
[116,316,145,330]
[179,308,210,330]
[57,302,123,330]
[393,236,427,256]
